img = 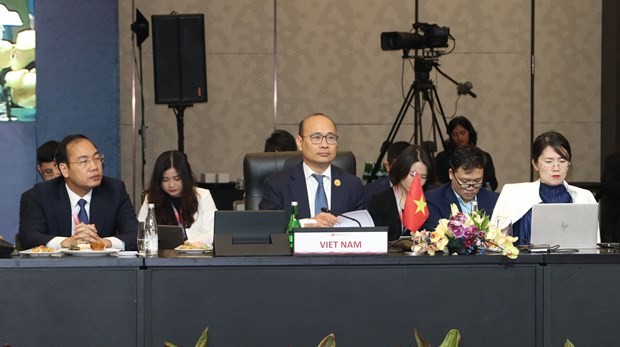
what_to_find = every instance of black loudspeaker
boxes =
[152,14,207,105]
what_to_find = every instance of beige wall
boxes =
[119,0,601,206]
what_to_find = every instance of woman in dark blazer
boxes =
[367,145,434,241]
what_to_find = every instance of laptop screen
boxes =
[214,210,288,244]
[530,203,598,249]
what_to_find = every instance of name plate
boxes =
[294,228,387,255]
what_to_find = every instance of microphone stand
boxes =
[340,214,362,228]
[320,207,362,227]
[131,8,149,200]
[170,104,193,154]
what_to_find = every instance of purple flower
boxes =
[448,213,469,238]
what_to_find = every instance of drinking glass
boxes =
[496,216,513,237]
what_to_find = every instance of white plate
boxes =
[62,248,121,257]
[20,249,62,257]
[174,245,212,254]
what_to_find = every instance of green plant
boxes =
[414,329,460,347]
[164,326,208,347]
[317,333,335,347]
[414,329,576,347]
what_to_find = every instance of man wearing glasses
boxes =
[21,134,138,250]
[35,140,61,181]
[260,113,364,227]
[422,145,499,231]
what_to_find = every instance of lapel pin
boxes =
[334,179,341,187]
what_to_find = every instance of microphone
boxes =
[457,81,477,98]
[320,207,362,227]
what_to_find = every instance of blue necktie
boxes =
[77,199,89,224]
[312,174,328,216]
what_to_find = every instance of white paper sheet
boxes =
[335,210,375,227]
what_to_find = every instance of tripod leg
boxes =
[414,87,434,146]
[369,82,417,182]
[428,85,448,152]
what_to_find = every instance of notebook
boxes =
[214,210,289,244]
[530,203,599,249]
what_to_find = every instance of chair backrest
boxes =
[243,151,357,210]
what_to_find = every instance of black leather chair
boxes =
[243,151,357,210]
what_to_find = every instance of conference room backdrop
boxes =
[119,0,601,206]
[0,0,602,240]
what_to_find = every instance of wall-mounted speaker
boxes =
[152,14,207,105]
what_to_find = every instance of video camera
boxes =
[381,23,450,51]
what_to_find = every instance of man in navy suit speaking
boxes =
[21,134,138,250]
[422,145,499,231]
[259,113,364,227]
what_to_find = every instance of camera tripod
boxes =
[368,57,453,182]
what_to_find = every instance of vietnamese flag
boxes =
[403,172,429,232]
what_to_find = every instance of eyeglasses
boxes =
[303,133,339,145]
[453,175,483,190]
[68,154,105,168]
[537,160,571,170]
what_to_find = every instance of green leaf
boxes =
[564,339,575,347]
[317,333,336,347]
[195,326,209,347]
[438,329,461,347]
[414,329,431,347]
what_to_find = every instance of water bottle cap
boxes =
[148,203,155,208]
[291,201,298,206]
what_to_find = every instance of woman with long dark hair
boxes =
[367,145,434,241]
[138,150,217,245]
[435,115,498,190]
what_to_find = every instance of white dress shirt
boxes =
[46,184,125,249]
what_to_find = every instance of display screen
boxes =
[0,0,34,122]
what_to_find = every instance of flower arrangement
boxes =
[412,204,519,259]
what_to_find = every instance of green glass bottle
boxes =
[287,201,301,252]
[363,161,373,183]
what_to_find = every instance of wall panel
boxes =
[119,0,602,208]
[534,0,602,181]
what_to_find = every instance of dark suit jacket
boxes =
[600,152,620,241]
[17,187,35,249]
[422,183,499,231]
[363,176,390,209]
[259,163,365,219]
[367,188,402,241]
[20,176,138,250]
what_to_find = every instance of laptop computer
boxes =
[530,203,599,249]
[214,210,288,244]
[139,222,186,249]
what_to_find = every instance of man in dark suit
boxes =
[20,134,138,250]
[422,145,499,231]
[17,140,61,249]
[260,113,364,227]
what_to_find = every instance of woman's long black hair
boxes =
[146,150,199,227]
